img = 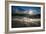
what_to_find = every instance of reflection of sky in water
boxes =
[11,6,41,14]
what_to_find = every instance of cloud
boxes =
[12,6,40,15]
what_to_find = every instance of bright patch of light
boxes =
[28,10,34,15]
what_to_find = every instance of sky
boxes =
[11,6,41,14]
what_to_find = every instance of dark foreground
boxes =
[12,20,41,28]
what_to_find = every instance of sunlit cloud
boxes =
[12,6,40,15]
